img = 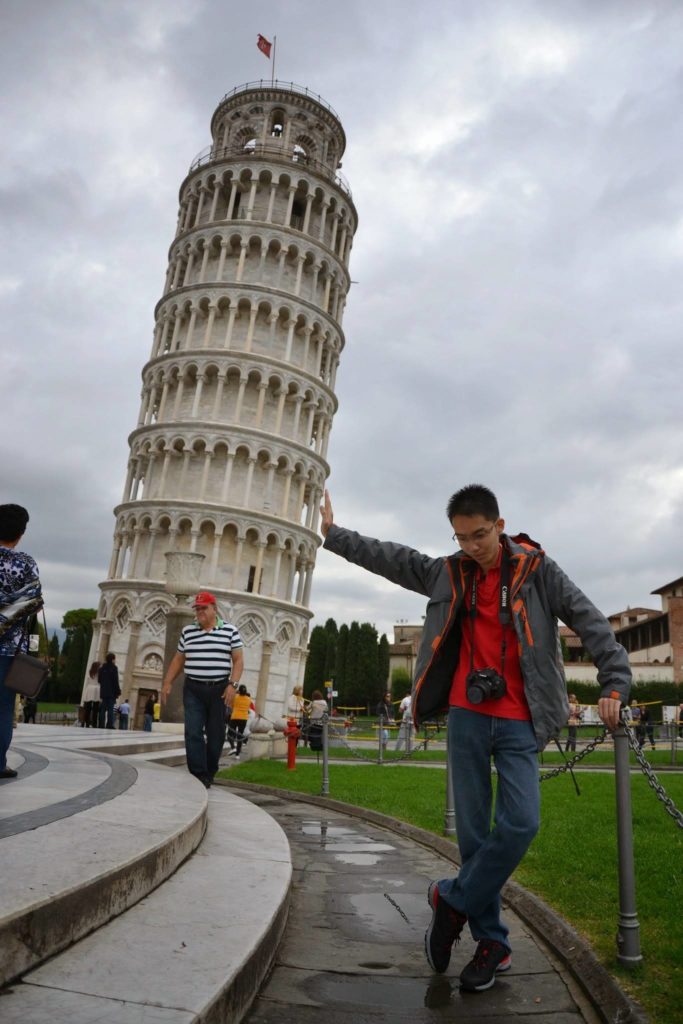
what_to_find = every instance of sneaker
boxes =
[459,939,511,992]
[227,749,238,757]
[0,767,18,779]
[234,755,240,761]
[425,881,467,973]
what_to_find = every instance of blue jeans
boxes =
[119,715,129,730]
[0,655,15,771]
[143,714,152,732]
[183,679,228,780]
[438,708,540,950]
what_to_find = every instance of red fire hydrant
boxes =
[284,717,301,770]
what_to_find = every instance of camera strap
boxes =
[468,547,512,678]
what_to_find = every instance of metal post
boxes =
[321,713,329,796]
[444,727,456,836]
[613,725,642,966]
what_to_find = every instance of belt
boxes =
[185,676,229,687]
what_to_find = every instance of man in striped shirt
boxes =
[161,591,244,788]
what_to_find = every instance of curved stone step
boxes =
[0,745,207,986]
[1,786,291,1024]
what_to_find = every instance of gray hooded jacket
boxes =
[324,525,631,750]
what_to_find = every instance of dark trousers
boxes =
[98,698,115,729]
[228,718,247,754]
[182,679,227,781]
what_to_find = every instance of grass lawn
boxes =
[218,758,683,1024]
[296,742,683,769]
[35,702,78,713]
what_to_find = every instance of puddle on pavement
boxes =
[309,973,456,1011]
[345,893,413,935]
[333,852,383,865]
[300,822,355,838]
[299,819,396,864]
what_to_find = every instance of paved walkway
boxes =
[231,788,606,1024]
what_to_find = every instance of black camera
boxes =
[466,668,507,704]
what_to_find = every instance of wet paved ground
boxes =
[238,791,600,1024]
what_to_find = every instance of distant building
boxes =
[388,623,422,687]
[562,578,683,684]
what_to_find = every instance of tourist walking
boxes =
[320,485,630,993]
[227,684,251,760]
[118,697,131,730]
[143,692,156,732]
[98,653,120,728]
[161,591,243,788]
[82,662,100,727]
[0,504,43,780]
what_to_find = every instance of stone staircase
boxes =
[0,725,291,1023]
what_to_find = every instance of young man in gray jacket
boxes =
[320,484,630,992]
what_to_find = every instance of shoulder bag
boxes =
[4,608,49,699]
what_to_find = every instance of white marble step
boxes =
[0,751,207,986]
[1,786,291,1024]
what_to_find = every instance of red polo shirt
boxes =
[449,547,531,720]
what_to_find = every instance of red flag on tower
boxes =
[257,34,272,58]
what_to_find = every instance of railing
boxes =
[213,80,342,122]
[188,140,352,199]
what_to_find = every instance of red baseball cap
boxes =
[192,591,216,607]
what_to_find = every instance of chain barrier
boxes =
[622,719,683,829]
[536,718,683,829]
[539,729,609,781]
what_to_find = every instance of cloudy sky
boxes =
[2,0,682,639]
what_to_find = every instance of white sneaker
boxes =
[235,755,240,761]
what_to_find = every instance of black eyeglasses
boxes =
[452,523,497,546]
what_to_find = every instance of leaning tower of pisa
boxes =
[89,81,357,724]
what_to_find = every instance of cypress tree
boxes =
[304,625,328,692]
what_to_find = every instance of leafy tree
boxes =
[60,608,96,703]
[358,622,380,703]
[391,666,412,692]
[336,624,348,693]
[304,625,328,691]
[42,632,62,703]
[344,622,361,704]
[323,618,338,682]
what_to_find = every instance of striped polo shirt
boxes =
[178,620,243,682]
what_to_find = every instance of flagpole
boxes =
[272,35,276,85]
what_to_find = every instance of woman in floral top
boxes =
[0,504,42,780]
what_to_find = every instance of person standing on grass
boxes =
[565,693,582,752]
[376,691,394,750]
[320,484,630,993]
[161,591,243,788]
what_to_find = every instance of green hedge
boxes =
[565,679,683,718]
